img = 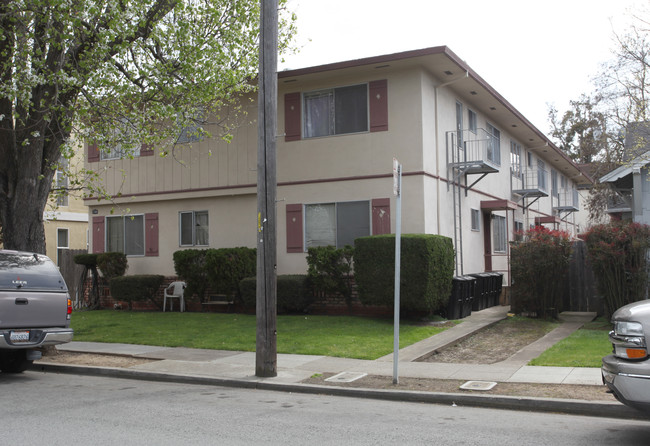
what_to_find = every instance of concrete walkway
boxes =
[35,306,647,420]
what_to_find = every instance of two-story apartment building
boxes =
[85,46,592,287]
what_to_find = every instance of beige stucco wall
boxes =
[44,137,88,263]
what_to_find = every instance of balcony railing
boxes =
[447,128,500,174]
[512,167,548,197]
[554,189,579,212]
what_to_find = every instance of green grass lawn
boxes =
[529,318,612,367]
[70,310,452,360]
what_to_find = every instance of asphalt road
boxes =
[2,371,650,445]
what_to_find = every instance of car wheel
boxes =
[0,350,32,373]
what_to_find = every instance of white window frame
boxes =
[56,228,69,267]
[106,214,145,256]
[510,141,522,179]
[55,155,69,206]
[179,210,209,247]
[303,83,369,138]
[493,215,507,253]
[471,209,480,231]
[486,122,501,165]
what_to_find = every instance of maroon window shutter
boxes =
[284,92,301,141]
[92,216,105,253]
[369,80,388,132]
[145,213,159,257]
[140,143,154,157]
[372,198,391,235]
[286,204,303,253]
[88,142,100,162]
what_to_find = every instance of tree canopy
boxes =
[549,7,650,224]
[0,0,296,253]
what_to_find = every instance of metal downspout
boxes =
[433,71,468,265]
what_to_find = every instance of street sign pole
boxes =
[393,158,402,385]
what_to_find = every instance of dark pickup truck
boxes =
[0,250,73,372]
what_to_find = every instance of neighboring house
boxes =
[84,46,592,288]
[600,122,650,224]
[44,138,88,265]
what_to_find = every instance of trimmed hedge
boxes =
[109,274,165,310]
[354,234,454,314]
[73,253,98,267]
[173,249,209,302]
[240,275,313,313]
[306,245,353,306]
[206,247,256,302]
[97,252,128,280]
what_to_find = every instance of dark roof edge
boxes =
[278,46,594,185]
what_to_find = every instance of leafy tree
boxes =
[0,0,296,254]
[549,95,609,164]
[549,8,650,224]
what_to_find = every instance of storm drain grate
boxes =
[459,381,498,391]
[325,372,368,383]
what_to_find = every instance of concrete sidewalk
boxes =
[35,306,650,420]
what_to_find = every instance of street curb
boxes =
[32,362,650,421]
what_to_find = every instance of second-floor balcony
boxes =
[447,129,500,175]
[553,188,580,212]
[512,167,548,198]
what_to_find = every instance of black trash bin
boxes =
[446,277,463,319]
[459,275,476,318]
[468,273,489,311]
[484,272,503,307]
[448,276,476,319]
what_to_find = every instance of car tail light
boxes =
[67,298,72,319]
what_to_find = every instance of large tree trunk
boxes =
[0,177,52,254]
[0,111,67,255]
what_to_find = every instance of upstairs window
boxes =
[468,109,477,133]
[100,118,141,160]
[486,123,501,165]
[303,84,368,138]
[510,141,522,179]
[55,155,69,206]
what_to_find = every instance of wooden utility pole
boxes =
[255,0,278,378]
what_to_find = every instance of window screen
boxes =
[305,203,336,248]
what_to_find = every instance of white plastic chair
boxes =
[163,281,186,312]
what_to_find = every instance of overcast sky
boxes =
[280,0,643,135]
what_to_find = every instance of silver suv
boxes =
[0,250,74,373]
[602,300,650,412]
